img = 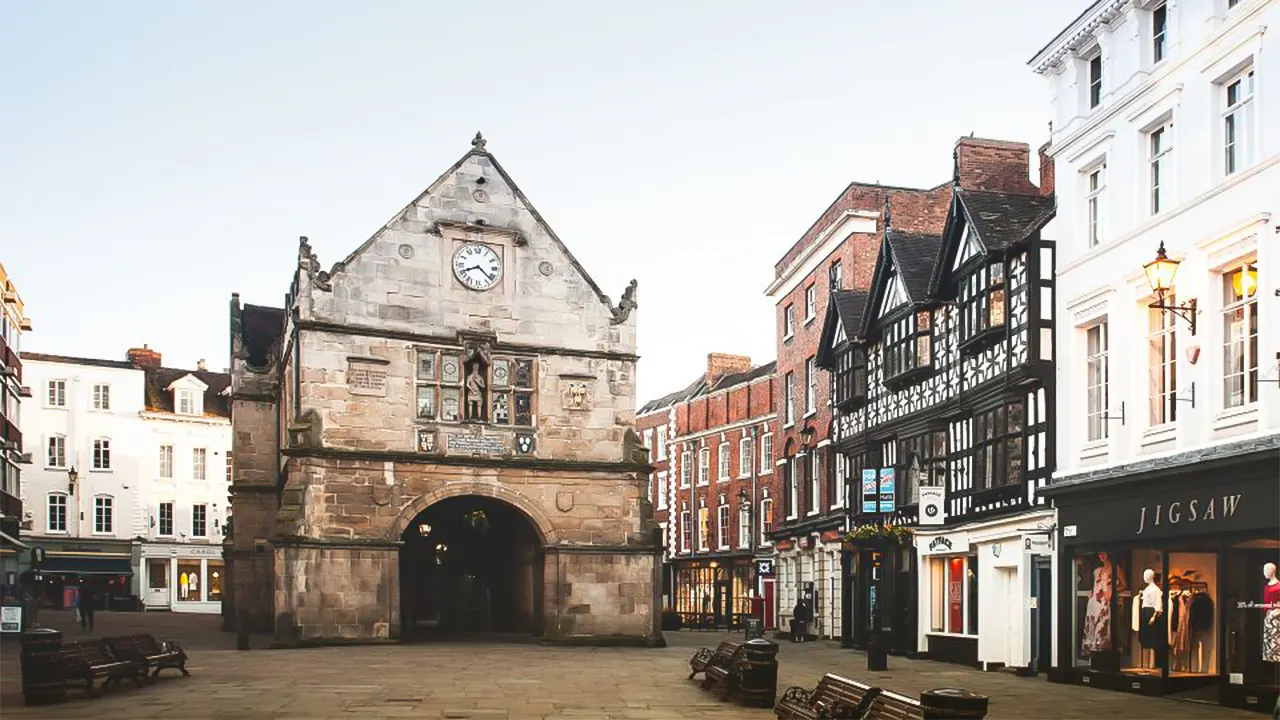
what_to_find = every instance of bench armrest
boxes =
[689,648,713,666]
[779,686,813,707]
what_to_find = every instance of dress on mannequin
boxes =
[1264,580,1280,662]
[1140,582,1164,649]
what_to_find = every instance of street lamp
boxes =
[67,466,78,495]
[1143,241,1198,335]
[799,425,815,450]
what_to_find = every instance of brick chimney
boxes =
[127,344,162,369]
[954,137,1039,195]
[706,353,752,387]
[1038,141,1055,197]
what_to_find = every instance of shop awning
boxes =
[38,556,133,576]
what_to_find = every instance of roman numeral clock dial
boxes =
[452,243,502,291]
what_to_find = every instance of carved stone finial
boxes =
[472,131,487,152]
[883,196,892,231]
[952,146,961,186]
[298,235,332,291]
[610,279,638,325]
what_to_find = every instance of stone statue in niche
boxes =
[569,382,588,409]
[464,358,488,421]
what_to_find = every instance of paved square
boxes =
[0,612,1259,719]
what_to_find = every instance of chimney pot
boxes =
[705,353,753,387]
[126,346,163,369]
[197,359,207,371]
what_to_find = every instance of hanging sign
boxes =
[861,469,878,514]
[877,468,896,513]
[919,486,945,526]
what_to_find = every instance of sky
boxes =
[0,0,1085,403]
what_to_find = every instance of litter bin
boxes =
[735,638,779,707]
[21,627,65,705]
[919,688,989,719]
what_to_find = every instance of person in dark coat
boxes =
[78,580,96,631]
[791,599,810,642]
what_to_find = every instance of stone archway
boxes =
[389,481,558,546]
[397,488,548,640]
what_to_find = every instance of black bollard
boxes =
[866,630,888,671]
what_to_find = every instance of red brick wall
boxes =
[666,373,776,554]
[636,409,671,527]
[770,184,950,514]
[955,137,1039,195]
[1038,141,1055,197]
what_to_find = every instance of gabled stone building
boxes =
[227,134,658,646]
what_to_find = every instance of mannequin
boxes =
[1264,563,1280,663]
[1140,568,1163,670]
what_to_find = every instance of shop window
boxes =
[1114,549,1219,676]
[178,561,202,602]
[1074,552,1125,667]
[148,560,168,591]
[206,560,224,602]
[930,554,978,635]
[1225,545,1280,693]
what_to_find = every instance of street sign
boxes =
[919,486,945,526]
[877,468,896,513]
[861,469,877,513]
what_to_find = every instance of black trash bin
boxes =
[21,627,65,705]
[919,687,989,720]
[735,638,779,707]
[866,631,888,671]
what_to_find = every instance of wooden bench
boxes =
[104,634,190,680]
[57,640,146,697]
[866,688,925,720]
[704,638,778,707]
[702,642,747,691]
[688,640,740,681]
[775,672,881,719]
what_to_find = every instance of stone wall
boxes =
[228,396,280,632]
[546,550,658,642]
[274,543,398,642]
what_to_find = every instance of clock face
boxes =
[452,243,502,291]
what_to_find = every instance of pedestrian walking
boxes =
[791,599,809,643]
[78,580,96,631]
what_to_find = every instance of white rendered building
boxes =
[1031,0,1279,710]
[20,347,231,614]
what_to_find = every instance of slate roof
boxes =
[886,231,943,303]
[143,366,232,419]
[957,189,1055,252]
[712,361,777,392]
[21,353,135,370]
[240,304,286,368]
[639,376,706,415]
[831,290,868,340]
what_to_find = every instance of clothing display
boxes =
[1189,592,1213,634]
[1265,581,1280,663]
[1169,592,1192,657]
[1082,565,1113,652]
[1139,607,1164,648]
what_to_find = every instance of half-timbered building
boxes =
[819,154,1057,670]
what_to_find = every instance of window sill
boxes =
[89,468,113,473]
[1214,404,1258,432]
[91,532,115,537]
[803,410,817,419]
[1141,423,1177,447]
[760,468,773,475]
[783,333,795,343]
[959,327,1004,357]
[44,530,68,535]
[806,510,820,517]
[883,365,935,390]
[717,477,729,483]
[926,631,978,640]
[783,423,795,430]
[804,315,816,326]
[45,466,68,472]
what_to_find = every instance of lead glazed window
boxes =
[415,348,535,426]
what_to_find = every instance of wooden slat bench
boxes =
[867,688,925,720]
[57,640,145,697]
[104,634,190,680]
[704,638,779,707]
[775,673,881,719]
[688,640,740,681]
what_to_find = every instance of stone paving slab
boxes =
[0,613,1260,719]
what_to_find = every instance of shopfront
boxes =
[844,533,917,654]
[139,542,224,614]
[671,557,753,629]
[1046,450,1280,713]
[916,510,1058,673]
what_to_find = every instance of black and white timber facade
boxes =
[818,182,1058,669]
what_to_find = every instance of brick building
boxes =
[1,263,33,589]
[764,136,1051,641]
[639,354,775,629]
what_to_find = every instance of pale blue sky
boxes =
[0,1,1083,402]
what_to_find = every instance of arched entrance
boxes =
[399,495,544,640]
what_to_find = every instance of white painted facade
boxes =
[1032,0,1279,477]
[915,510,1057,670]
[19,355,230,614]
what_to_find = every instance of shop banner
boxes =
[919,486,945,526]
[920,531,970,556]
[861,469,877,514]
[878,468,896,513]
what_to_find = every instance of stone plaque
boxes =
[348,360,388,396]
[417,429,438,454]
[560,377,593,411]
[447,434,505,455]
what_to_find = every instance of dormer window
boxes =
[884,309,934,383]
[167,374,209,416]
[835,345,868,409]
[958,261,1007,353]
[178,389,197,415]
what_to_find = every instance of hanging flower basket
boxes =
[844,523,913,546]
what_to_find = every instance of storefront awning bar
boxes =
[37,556,133,576]
[1044,437,1279,496]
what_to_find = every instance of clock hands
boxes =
[464,265,495,282]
